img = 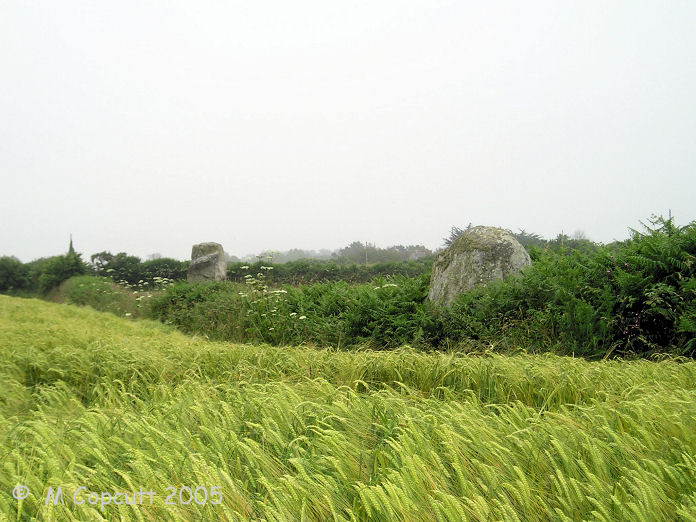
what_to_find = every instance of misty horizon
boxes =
[14,222,644,264]
[2,2,695,263]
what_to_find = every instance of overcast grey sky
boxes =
[1,1,694,262]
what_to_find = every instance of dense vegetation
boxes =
[0,251,88,296]
[0,229,595,294]
[90,252,189,285]
[146,216,696,358]
[436,216,696,356]
[227,258,433,285]
[2,216,695,358]
[0,245,433,293]
[2,296,695,520]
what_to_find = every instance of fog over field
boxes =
[1,1,695,261]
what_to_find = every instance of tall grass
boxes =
[2,295,696,520]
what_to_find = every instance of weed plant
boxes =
[56,275,174,319]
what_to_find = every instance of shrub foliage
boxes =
[147,216,695,357]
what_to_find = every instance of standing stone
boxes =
[187,242,227,283]
[428,226,531,307]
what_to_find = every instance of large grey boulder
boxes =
[428,226,531,307]
[187,242,227,283]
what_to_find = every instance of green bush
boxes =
[343,275,433,348]
[147,273,435,349]
[90,252,188,286]
[0,256,30,292]
[57,276,144,317]
[36,253,87,294]
[601,216,696,354]
[148,215,695,358]
[435,248,612,356]
[140,257,188,282]
[437,215,696,357]
[227,258,432,285]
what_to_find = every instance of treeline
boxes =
[90,252,189,284]
[0,253,188,295]
[0,253,87,295]
[227,258,433,285]
[330,242,431,264]
[249,243,431,264]
[0,244,434,294]
[1,231,591,295]
[0,254,434,295]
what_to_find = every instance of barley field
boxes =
[1,295,696,521]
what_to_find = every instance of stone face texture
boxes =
[428,226,531,307]
[187,242,227,283]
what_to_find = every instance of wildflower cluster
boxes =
[236,257,308,341]
[111,276,176,315]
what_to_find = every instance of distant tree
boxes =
[334,241,371,265]
[90,251,114,273]
[140,257,187,281]
[90,251,142,284]
[332,242,433,264]
[513,229,546,249]
[552,233,571,247]
[0,256,30,292]
[37,253,87,293]
[546,233,597,254]
[254,248,336,263]
[405,245,432,260]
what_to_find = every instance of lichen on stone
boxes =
[187,242,227,283]
[428,226,531,307]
